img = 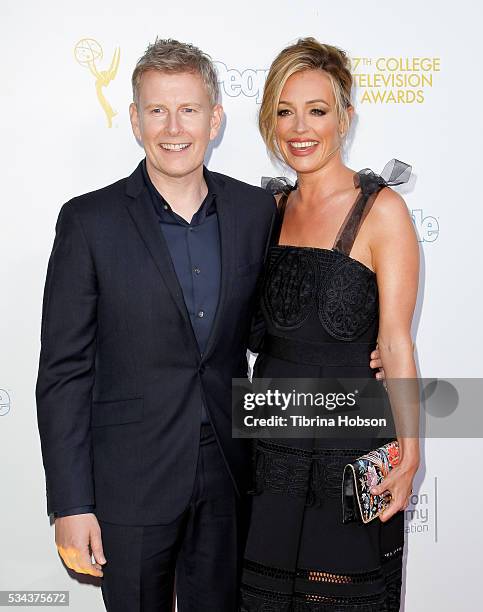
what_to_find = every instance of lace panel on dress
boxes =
[249,440,313,498]
[317,257,378,341]
[263,248,318,330]
[250,441,374,506]
[244,559,384,585]
[240,583,397,611]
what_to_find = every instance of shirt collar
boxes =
[141,158,217,226]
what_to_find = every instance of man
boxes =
[36,38,383,611]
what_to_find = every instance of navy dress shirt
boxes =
[53,161,222,519]
[143,161,222,374]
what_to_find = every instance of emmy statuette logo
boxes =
[74,38,120,128]
[0,389,11,416]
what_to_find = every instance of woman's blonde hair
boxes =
[259,37,353,161]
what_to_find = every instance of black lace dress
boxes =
[240,163,410,611]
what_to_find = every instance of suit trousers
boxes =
[98,423,248,612]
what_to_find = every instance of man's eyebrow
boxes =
[144,102,203,108]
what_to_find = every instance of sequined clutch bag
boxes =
[342,441,400,524]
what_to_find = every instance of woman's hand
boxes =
[370,346,385,381]
[370,460,419,522]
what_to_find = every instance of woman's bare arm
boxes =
[366,187,421,521]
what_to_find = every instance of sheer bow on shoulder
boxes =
[355,158,411,195]
[261,176,296,196]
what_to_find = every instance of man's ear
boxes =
[129,102,142,143]
[209,104,224,141]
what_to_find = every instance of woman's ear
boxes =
[340,104,354,138]
[347,104,354,124]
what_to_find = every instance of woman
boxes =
[240,38,420,611]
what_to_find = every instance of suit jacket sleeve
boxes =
[36,200,98,516]
[247,198,277,354]
[53,505,96,518]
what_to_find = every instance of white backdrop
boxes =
[1,0,482,610]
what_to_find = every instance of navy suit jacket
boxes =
[36,161,276,525]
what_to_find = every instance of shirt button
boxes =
[197,310,204,318]
[163,204,169,210]
[193,267,201,275]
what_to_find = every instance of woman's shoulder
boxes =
[372,183,406,209]
[369,187,410,233]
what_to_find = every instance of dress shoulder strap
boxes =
[333,159,412,256]
[272,191,290,246]
[261,176,296,247]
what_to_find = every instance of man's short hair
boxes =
[132,38,220,107]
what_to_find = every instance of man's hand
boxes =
[55,513,106,577]
[370,345,385,381]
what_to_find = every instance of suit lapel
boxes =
[124,163,236,361]
[124,163,196,339]
[202,174,236,361]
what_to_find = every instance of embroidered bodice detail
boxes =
[318,254,378,341]
[261,159,411,342]
[264,248,318,329]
